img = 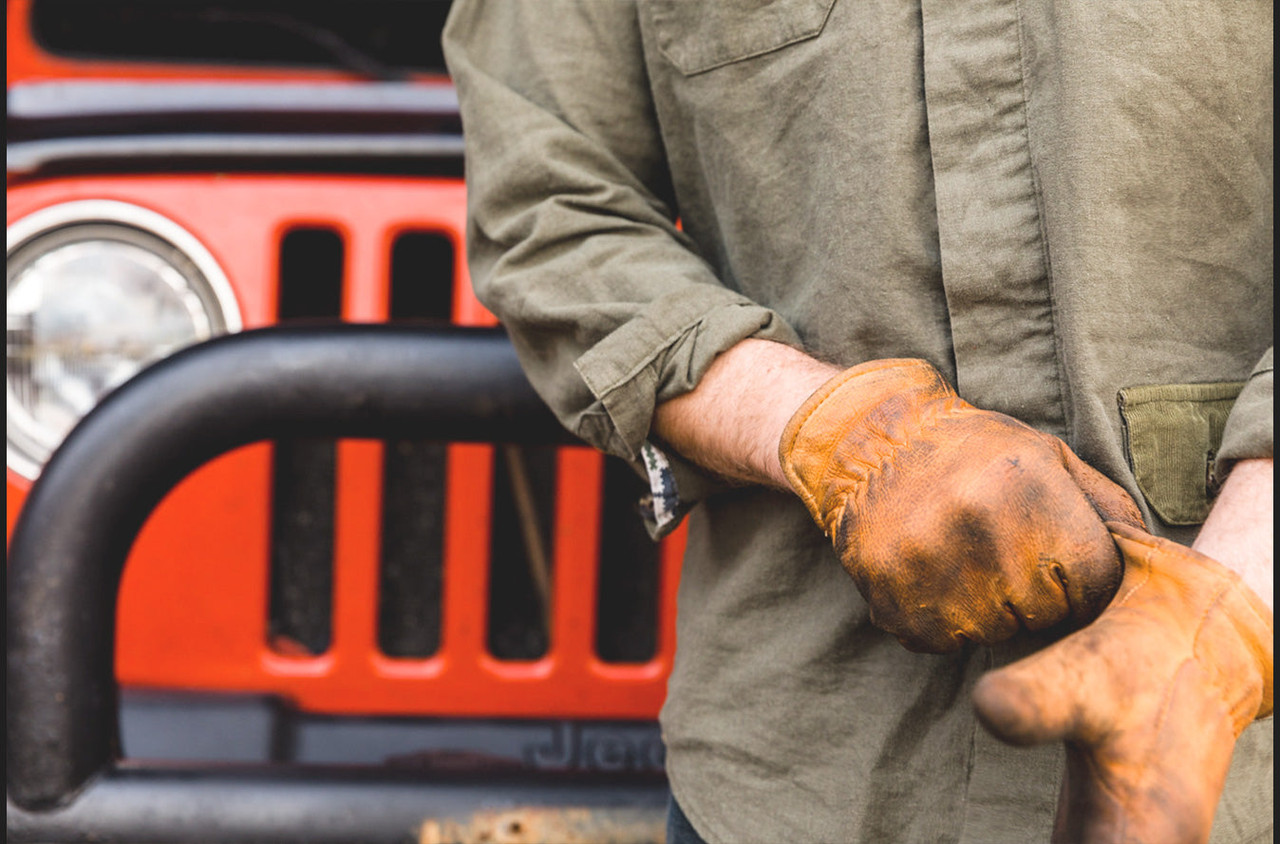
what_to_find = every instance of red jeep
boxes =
[7,2,682,840]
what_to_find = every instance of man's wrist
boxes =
[1192,457,1274,610]
[652,339,840,490]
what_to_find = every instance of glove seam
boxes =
[1202,583,1273,728]
[816,395,958,535]
[1190,583,1256,732]
[782,364,884,518]
[1078,743,1131,835]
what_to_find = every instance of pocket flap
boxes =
[649,0,836,75]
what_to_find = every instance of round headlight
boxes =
[7,201,241,479]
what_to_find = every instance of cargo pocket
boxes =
[1118,382,1245,526]
[648,0,837,76]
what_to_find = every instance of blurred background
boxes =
[7,3,679,840]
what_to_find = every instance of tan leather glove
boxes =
[779,358,1144,652]
[973,522,1274,844]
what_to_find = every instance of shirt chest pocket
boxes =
[1118,381,1245,526]
[647,0,837,76]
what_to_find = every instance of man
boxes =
[443,1,1272,841]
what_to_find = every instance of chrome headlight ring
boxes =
[7,200,242,480]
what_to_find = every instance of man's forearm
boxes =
[1193,457,1274,610]
[651,339,840,490]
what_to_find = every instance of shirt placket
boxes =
[920,0,1067,440]
[919,0,1071,838]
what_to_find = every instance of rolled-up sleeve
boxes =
[1216,347,1275,478]
[442,0,798,471]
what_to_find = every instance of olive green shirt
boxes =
[443,1,1273,841]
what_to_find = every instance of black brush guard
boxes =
[6,324,669,843]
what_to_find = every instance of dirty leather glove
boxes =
[779,358,1144,652]
[972,522,1274,844]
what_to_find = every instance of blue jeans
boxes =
[667,794,709,844]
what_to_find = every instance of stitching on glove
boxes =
[1191,583,1266,732]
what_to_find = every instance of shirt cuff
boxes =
[570,288,800,537]
[572,288,799,461]
[637,442,689,537]
[1215,347,1274,479]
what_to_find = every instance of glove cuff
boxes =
[779,357,953,532]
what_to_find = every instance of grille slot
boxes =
[377,441,447,658]
[267,439,336,656]
[377,230,455,658]
[389,232,455,325]
[487,445,558,661]
[277,227,343,320]
[263,225,661,666]
[267,227,344,656]
[595,458,660,663]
